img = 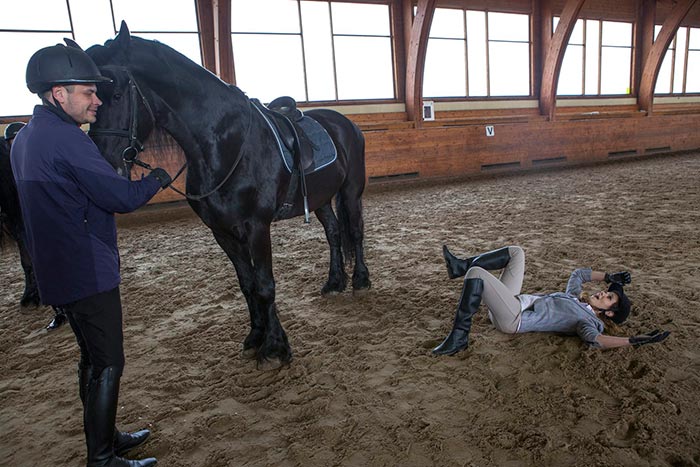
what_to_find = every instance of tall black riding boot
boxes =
[84,366,157,467]
[79,366,152,458]
[432,278,484,355]
[442,245,512,279]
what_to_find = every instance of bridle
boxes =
[88,67,252,201]
[88,67,154,174]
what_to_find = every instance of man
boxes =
[11,43,171,466]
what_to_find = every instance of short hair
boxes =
[41,84,76,100]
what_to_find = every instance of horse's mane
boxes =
[90,34,247,102]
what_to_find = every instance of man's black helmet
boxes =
[4,122,26,141]
[26,44,112,94]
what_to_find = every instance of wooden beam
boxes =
[216,0,235,84]
[538,0,585,121]
[195,0,216,74]
[638,0,697,115]
[391,0,407,105]
[633,0,656,96]
[532,0,549,99]
[405,0,437,127]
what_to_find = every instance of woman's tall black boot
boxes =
[84,366,157,467]
[432,278,484,355]
[442,245,512,279]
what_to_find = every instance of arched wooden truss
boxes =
[195,0,699,122]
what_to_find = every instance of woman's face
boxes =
[589,290,619,312]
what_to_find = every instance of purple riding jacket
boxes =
[10,105,161,306]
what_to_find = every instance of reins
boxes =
[89,68,253,201]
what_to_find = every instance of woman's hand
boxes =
[629,329,671,347]
[604,271,631,285]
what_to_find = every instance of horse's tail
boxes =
[334,192,354,265]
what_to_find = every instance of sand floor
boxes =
[1,152,699,467]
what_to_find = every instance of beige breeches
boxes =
[464,246,525,334]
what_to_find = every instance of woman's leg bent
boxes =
[498,246,525,295]
[466,267,522,333]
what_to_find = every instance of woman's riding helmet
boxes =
[608,283,632,324]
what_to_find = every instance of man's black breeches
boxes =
[64,287,125,377]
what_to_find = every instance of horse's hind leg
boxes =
[337,191,371,291]
[314,203,347,295]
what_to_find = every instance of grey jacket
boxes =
[517,268,604,346]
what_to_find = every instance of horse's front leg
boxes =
[314,203,347,295]
[211,230,265,358]
[247,220,292,370]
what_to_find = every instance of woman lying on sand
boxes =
[433,245,670,355]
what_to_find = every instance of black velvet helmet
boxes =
[4,122,26,141]
[26,44,112,94]
[608,283,631,324]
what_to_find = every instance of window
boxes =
[0,0,201,118]
[655,26,700,94]
[555,18,633,96]
[423,8,531,98]
[0,0,72,117]
[231,0,395,103]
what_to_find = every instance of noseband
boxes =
[88,68,155,172]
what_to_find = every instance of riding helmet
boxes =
[4,122,26,141]
[608,283,632,324]
[25,44,111,94]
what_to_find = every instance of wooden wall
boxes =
[361,108,700,185]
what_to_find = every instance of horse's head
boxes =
[88,65,156,178]
[84,23,156,178]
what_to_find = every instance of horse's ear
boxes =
[64,38,83,50]
[114,21,131,49]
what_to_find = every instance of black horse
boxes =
[0,128,42,308]
[85,22,370,370]
[1,124,67,330]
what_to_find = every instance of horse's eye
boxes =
[113,93,122,101]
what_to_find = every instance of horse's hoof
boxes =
[352,277,371,292]
[241,347,257,360]
[20,299,41,309]
[257,357,290,372]
[321,281,346,296]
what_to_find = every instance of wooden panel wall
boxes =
[361,111,700,183]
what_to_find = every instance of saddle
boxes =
[255,96,317,174]
[251,96,335,223]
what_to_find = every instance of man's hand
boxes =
[148,167,172,188]
[605,271,631,285]
[629,330,670,347]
